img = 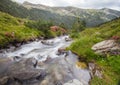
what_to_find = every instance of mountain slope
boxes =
[23,1,120,27]
[0,0,76,28]
[0,0,120,28]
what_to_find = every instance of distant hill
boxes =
[0,0,120,28]
[23,1,120,27]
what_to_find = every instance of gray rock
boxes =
[7,58,44,81]
[88,63,103,78]
[0,57,13,75]
[0,57,46,85]
[92,40,120,55]
[41,40,53,45]
[63,79,83,85]
[57,47,68,56]
[0,76,9,85]
[65,37,72,42]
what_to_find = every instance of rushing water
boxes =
[1,36,91,85]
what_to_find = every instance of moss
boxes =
[76,61,87,69]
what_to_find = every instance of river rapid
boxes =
[0,36,91,85]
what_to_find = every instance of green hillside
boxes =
[0,11,43,48]
[68,18,120,85]
[0,0,120,28]
[0,0,76,28]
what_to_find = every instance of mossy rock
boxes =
[76,61,87,69]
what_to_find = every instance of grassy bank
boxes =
[68,18,120,85]
[0,11,44,48]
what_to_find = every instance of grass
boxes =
[68,18,120,85]
[0,11,43,48]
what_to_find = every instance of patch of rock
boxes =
[92,40,120,55]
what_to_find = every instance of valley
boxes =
[0,0,120,85]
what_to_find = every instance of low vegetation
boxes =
[68,18,120,85]
[0,11,68,49]
[0,11,44,48]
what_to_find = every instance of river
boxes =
[0,36,91,85]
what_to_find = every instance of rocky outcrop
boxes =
[92,40,120,55]
[50,26,67,35]
[88,63,103,79]
[0,57,46,85]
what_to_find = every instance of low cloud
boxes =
[14,0,120,11]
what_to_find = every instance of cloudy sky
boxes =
[14,0,120,11]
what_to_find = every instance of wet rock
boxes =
[36,54,44,60]
[63,79,83,85]
[15,43,21,47]
[6,46,16,52]
[39,37,44,40]
[65,37,72,42]
[0,76,9,85]
[23,57,38,68]
[5,58,46,83]
[88,63,102,78]
[40,79,49,85]
[13,56,21,61]
[7,79,21,85]
[0,57,13,85]
[57,47,67,55]
[0,57,13,74]
[9,69,41,81]
[41,40,53,45]
[92,40,120,55]
[76,61,87,69]
[55,81,62,85]
[94,70,102,78]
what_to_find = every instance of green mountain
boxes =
[0,0,120,28]
[23,1,120,27]
[0,0,76,28]
[69,18,120,85]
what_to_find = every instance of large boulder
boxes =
[7,58,44,80]
[92,40,120,55]
[0,57,46,84]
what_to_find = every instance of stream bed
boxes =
[0,36,91,85]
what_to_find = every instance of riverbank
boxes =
[68,18,120,85]
[0,11,67,49]
[0,11,43,49]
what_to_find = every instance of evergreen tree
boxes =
[72,18,86,32]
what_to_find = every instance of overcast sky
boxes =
[14,0,120,11]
